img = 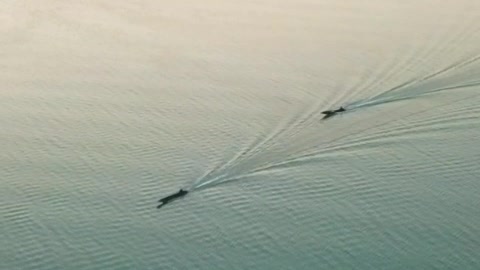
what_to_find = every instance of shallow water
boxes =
[2,1,480,269]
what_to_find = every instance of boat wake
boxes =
[188,53,480,191]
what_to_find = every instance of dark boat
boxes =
[321,107,345,119]
[157,189,189,208]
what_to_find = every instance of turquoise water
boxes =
[2,1,480,269]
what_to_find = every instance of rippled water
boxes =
[2,1,480,269]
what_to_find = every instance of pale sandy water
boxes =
[2,1,480,269]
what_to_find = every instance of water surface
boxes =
[2,1,480,269]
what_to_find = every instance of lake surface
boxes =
[2,1,480,269]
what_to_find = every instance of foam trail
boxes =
[348,79,480,112]
[343,77,418,110]
[190,93,324,189]
[358,54,480,107]
[190,173,228,190]
[193,175,230,190]
[346,54,480,111]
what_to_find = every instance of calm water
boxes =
[2,1,480,269]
